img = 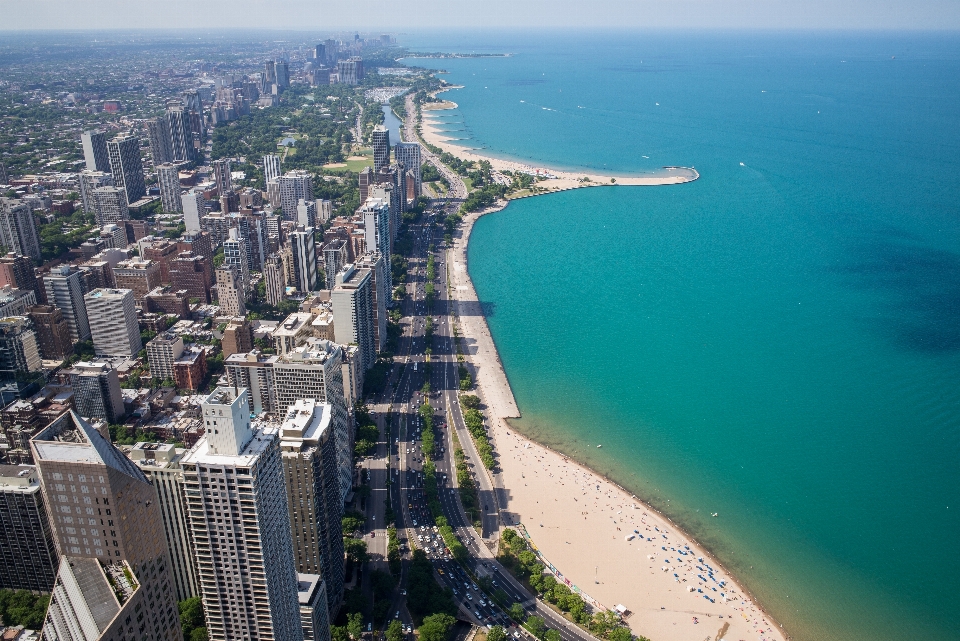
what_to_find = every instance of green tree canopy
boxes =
[418,613,456,641]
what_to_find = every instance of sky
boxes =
[2,0,959,31]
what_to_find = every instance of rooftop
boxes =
[279,399,331,445]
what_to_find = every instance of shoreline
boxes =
[419,90,698,191]
[448,203,788,641]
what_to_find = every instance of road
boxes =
[354,98,601,641]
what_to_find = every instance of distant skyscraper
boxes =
[0,464,59,592]
[84,288,142,359]
[182,189,205,233]
[146,116,174,167]
[223,227,250,292]
[263,154,281,183]
[290,227,319,293]
[28,304,73,361]
[91,186,129,226]
[372,125,390,172]
[31,411,182,641]
[167,104,194,162]
[264,60,277,90]
[276,60,290,91]
[157,163,183,213]
[182,387,304,641]
[43,265,90,342]
[297,198,317,228]
[79,170,113,214]
[106,134,146,204]
[212,158,232,196]
[332,264,376,372]
[336,57,364,85]
[358,166,373,202]
[66,361,125,423]
[280,400,344,619]
[394,142,422,197]
[279,171,313,219]
[312,44,325,61]
[322,240,348,290]
[81,130,111,173]
[0,316,42,377]
[0,198,41,261]
[215,265,245,317]
[264,253,285,306]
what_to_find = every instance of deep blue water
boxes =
[405,31,960,641]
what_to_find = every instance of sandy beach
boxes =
[420,97,698,190]
[447,205,788,641]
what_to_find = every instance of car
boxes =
[438,568,445,575]
[412,520,418,526]
[479,600,487,607]
[395,611,400,619]
[475,612,481,619]
[400,589,407,596]
[472,583,479,591]
[466,593,472,601]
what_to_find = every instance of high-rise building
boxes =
[157,163,183,213]
[146,332,184,382]
[169,251,211,304]
[215,265,245,317]
[212,158,232,196]
[276,61,290,91]
[290,227,319,293]
[0,284,36,318]
[81,130,111,173]
[312,43,325,61]
[142,238,180,283]
[223,227,250,291]
[66,361,125,423]
[358,166,373,202]
[280,400,344,618]
[91,186,129,227]
[0,464,59,591]
[224,340,353,499]
[297,199,317,228]
[79,170,114,214]
[180,190,203,234]
[336,57,364,85]
[0,253,40,302]
[298,574,331,641]
[221,319,253,358]
[355,252,388,353]
[372,125,390,172]
[127,442,200,601]
[264,60,277,89]
[167,104,194,163]
[113,258,161,302]
[0,316,42,378]
[43,265,90,342]
[263,154,281,183]
[361,196,392,286]
[183,90,206,140]
[0,198,42,261]
[85,288,142,359]
[322,240,348,290]
[264,253,285,306]
[146,116,174,167]
[27,304,73,361]
[394,142,422,197]
[332,264,375,372]
[182,387,304,641]
[106,134,146,204]
[279,171,313,220]
[31,411,182,641]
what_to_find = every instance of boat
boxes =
[597,444,602,448]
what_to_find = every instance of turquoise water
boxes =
[407,32,960,641]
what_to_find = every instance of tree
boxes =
[487,626,507,641]
[386,619,404,641]
[190,629,210,641]
[178,597,206,640]
[523,616,547,640]
[608,628,633,641]
[0,589,49,629]
[342,510,365,535]
[418,613,456,641]
[347,612,364,640]
[370,569,396,601]
[344,537,369,563]
[508,602,526,622]
[331,626,350,641]
[544,630,561,641]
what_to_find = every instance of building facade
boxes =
[81,130,111,173]
[66,361,125,423]
[157,163,183,213]
[0,198,42,261]
[43,265,90,343]
[0,316,42,378]
[290,227,319,293]
[0,464,59,591]
[106,134,146,204]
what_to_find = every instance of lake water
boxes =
[405,31,960,641]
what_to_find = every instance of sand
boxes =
[447,207,787,641]
[419,97,698,191]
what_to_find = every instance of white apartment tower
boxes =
[223,227,250,292]
[43,265,90,342]
[0,198,42,261]
[215,265,246,317]
[106,134,146,204]
[84,288,142,358]
[263,154,281,183]
[263,253,286,306]
[212,158,232,196]
[182,388,304,641]
[394,142,422,197]
[91,186,130,227]
[279,171,313,220]
[331,264,375,373]
[81,130,111,173]
[157,163,183,213]
[290,227,319,293]
[79,170,113,214]
[297,199,317,228]
[182,189,205,233]
[146,331,185,381]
